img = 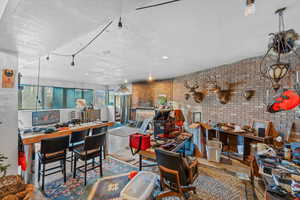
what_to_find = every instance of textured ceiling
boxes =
[1,0,300,85]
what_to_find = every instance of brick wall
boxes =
[172,54,300,134]
[132,79,173,108]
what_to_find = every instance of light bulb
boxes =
[70,55,75,67]
[148,75,153,81]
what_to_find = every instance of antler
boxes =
[226,81,246,90]
[184,80,191,89]
[184,80,199,90]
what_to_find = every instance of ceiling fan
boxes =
[136,0,181,11]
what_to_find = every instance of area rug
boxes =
[87,174,130,200]
[151,165,252,200]
[43,157,253,200]
[43,157,138,200]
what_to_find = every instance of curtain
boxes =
[120,95,131,124]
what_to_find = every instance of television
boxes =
[32,110,60,126]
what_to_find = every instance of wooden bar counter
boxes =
[21,121,114,183]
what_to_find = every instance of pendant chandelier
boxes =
[260,7,300,91]
[115,84,130,95]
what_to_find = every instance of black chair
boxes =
[73,133,106,185]
[155,149,198,200]
[68,129,89,171]
[38,135,69,191]
[91,126,108,159]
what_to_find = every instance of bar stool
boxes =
[92,126,108,159]
[73,133,106,185]
[37,135,69,191]
[68,129,89,171]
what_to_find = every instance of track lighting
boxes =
[118,17,123,28]
[70,55,75,67]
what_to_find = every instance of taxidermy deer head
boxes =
[216,81,245,104]
[184,80,207,103]
[206,75,220,93]
[243,90,255,101]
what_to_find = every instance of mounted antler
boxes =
[184,80,199,91]
[206,75,220,92]
[184,80,206,103]
[216,81,245,104]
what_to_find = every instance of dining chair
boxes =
[91,126,108,159]
[68,129,89,171]
[73,133,106,185]
[37,135,69,191]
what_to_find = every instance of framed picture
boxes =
[192,112,201,123]
[251,120,271,137]
[2,69,15,88]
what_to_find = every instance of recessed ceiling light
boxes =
[148,75,153,81]
[162,56,169,60]
[124,79,128,83]
[85,73,89,76]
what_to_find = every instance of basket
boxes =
[0,175,25,199]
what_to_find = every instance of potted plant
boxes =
[0,153,9,177]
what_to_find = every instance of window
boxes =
[83,89,93,106]
[53,87,64,109]
[94,90,107,108]
[108,90,115,105]
[18,84,94,110]
[19,85,43,110]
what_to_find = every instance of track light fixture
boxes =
[118,17,123,28]
[46,55,50,61]
[70,55,75,67]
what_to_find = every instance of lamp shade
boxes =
[267,63,289,82]
[174,109,185,127]
[115,84,130,95]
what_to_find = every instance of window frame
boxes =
[18,84,94,110]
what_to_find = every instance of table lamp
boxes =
[174,109,185,132]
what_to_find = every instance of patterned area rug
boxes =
[44,157,137,200]
[87,174,130,200]
[191,165,247,200]
[152,165,251,200]
[43,157,253,200]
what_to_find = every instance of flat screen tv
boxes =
[32,110,60,126]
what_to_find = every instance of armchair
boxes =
[155,149,199,200]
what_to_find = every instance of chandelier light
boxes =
[260,7,300,91]
[115,84,130,95]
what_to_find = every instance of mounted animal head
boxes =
[243,90,255,101]
[206,75,221,93]
[216,81,245,104]
[184,80,207,103]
